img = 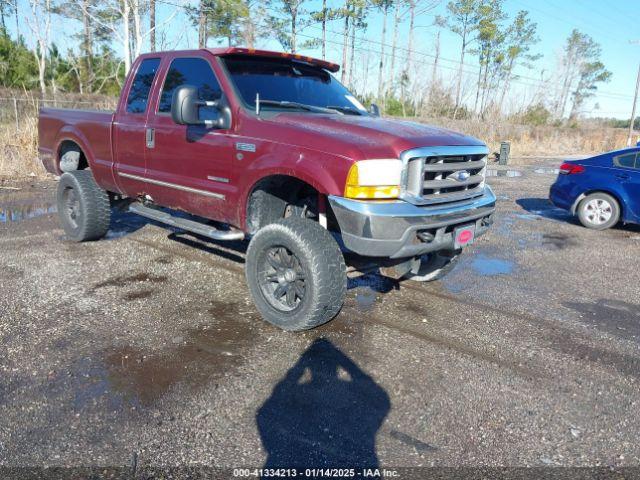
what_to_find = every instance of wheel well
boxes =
[246,175,331,233]
[576,190,624,208]
[58,140,89,171]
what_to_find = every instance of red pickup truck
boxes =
[39,47,495,331]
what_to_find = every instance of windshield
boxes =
[222,55,368,115]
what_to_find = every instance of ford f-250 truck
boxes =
[39,48,496,331]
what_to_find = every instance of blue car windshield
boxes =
[222,55,367,115]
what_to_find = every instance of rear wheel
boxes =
[245,217,346,331]
[577,192,620,230]
[403,251,460,282]
[57,170,111,241]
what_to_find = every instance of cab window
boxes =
[614,153,637,169]
[126,58,161,114]
[158,57,222,119]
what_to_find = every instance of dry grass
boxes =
[415,117,630,161]
[0,117,45,179]
[0,90,118,180]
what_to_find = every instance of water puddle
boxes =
[515,213,541,221]
[564,299,640,341]
[353,287,377,311]
[85,302,258,407]
[471,254,514,276]
[0,202,57,223]
[541,233,578,250]
[91,272,168,291]
[486,169,523,177]
[346,272,397,312]
[534,167,560,175]
[441,252,517,295]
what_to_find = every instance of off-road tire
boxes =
[404,251,460,282]
[57,170,111,242]
[577,192,620,230]
[245,217,347,331]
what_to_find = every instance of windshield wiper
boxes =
[257,99,342,115]
[326,105,365,116]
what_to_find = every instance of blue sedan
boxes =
[549,146,640,230]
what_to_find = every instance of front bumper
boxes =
[328,187,496,259]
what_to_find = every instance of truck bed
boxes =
[38,107,115,176]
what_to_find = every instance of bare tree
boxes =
[13,0,18,37]
[387,2,400,96]
[149,0,156,51]
[403,0,439,92]
[197,0,205,47]
[496,10,540,109]
[373,0,392,102]
[82,0,178,74]
[26,0,52,96]
[554,29,611,120]
[444,0,480,118]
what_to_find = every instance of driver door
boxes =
[144,54,234,222]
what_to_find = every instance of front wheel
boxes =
[403,251,460,282]
[577,192,620,230]
[245,217,347,331]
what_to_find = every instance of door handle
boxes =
[146,128,155,149]
[616,173,630,180]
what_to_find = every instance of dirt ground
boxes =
[1,160,640,477]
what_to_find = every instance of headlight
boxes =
[344,159,402,199]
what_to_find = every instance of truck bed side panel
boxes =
[38,108,119,193]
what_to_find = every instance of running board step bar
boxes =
[129,203,245,241]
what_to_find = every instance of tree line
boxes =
[0,0,614,124]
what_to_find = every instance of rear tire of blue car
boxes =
[577,192,620,230]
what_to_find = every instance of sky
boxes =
[8,0,639,119]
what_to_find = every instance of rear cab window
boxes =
[157,57,222,120]
[126,58,161,114]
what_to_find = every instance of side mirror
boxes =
[369,103,380,117]
[171,85,201,125]
[171,85,229,128]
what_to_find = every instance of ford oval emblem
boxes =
[447,170,470,182]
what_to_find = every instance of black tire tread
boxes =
[245,217,346,331]
[57,170,111,241]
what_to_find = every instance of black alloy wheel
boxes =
[259,246,307,311]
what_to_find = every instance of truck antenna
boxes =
[255,92,260,116]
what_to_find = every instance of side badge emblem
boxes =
[236,143,256,153]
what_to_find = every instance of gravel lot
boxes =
[1,160,640,475]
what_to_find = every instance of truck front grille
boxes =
[401,147,488,205]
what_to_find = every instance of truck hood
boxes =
[267,113,485,159]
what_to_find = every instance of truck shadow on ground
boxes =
[257,338,390,468]
[515,198,577,223]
